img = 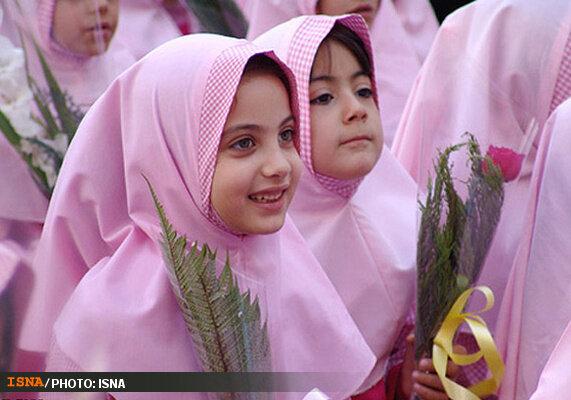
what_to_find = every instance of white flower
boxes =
[0,38,31,104]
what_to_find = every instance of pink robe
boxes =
[495,97,571,399]
[529,321,571,400]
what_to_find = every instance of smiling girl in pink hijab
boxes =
[30,33,376,399]
[245,0,438,147]
[6,0,135,110]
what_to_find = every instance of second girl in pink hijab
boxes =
[255,14,461,400]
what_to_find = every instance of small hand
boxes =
[403,334,466,400]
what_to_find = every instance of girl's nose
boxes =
[261,148,291,179]
[343,94,367,124]
[91,0,110,14]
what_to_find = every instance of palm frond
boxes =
[146,178,271,379]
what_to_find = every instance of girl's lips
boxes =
[248,187,289,212]
[341,135,372,145]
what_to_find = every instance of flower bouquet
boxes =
[148,181,272,400]
[0,34,83,197]
[414,134,523,399]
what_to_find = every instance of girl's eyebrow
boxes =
[223,115,294,136]
[280,115,294,127]
[351,70,369,80]
[310,70,368,83]
[223,123,260,136]
[309,74,334,84]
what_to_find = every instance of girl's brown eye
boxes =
[310,93,334,105]
[230,137,255,150]
[279,129,295,143]
[357,88,373,98]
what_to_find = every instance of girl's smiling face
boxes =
[309,39,383,180]
[52,0,119,56]
[211,67,301,235]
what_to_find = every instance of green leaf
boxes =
[29,77,60,139]
[146,177,271,380]
[0,110,22,146]
[32,41,81,139]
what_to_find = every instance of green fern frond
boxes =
[146,178,271,378]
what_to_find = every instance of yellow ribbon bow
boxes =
[431,286,505,400]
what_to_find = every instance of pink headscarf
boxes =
[115,0,193,60]
[392,0,571,334]
[255,14,416,394]
[495,97,571,399]
[5,0,135,110]
[29,34,376,398]
[529,321,571,400]
[245,0,438,146]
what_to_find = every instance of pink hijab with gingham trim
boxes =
[28,34,375,399]
[494,97,571,400]
[244,0,438,147]
[6,0,135,110]
[256,14,417,393]
[392,0,571,336]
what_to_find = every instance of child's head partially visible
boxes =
[51,0,119,56]
[309,23,383,181]
[316,0,380,26]
[211,55,302,235]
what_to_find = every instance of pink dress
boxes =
[529,321,571,400]
[116,0,197,60]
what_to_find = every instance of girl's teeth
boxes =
[250,192,283,203]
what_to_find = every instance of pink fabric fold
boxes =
[115,0,194,60]
[529,321,571,399]
[495,97,571,399]
[28,34,375,399]
[392,0,571,335]
[245,0,438,146]
[255,14,417,394]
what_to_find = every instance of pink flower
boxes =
[483,145,524,182]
